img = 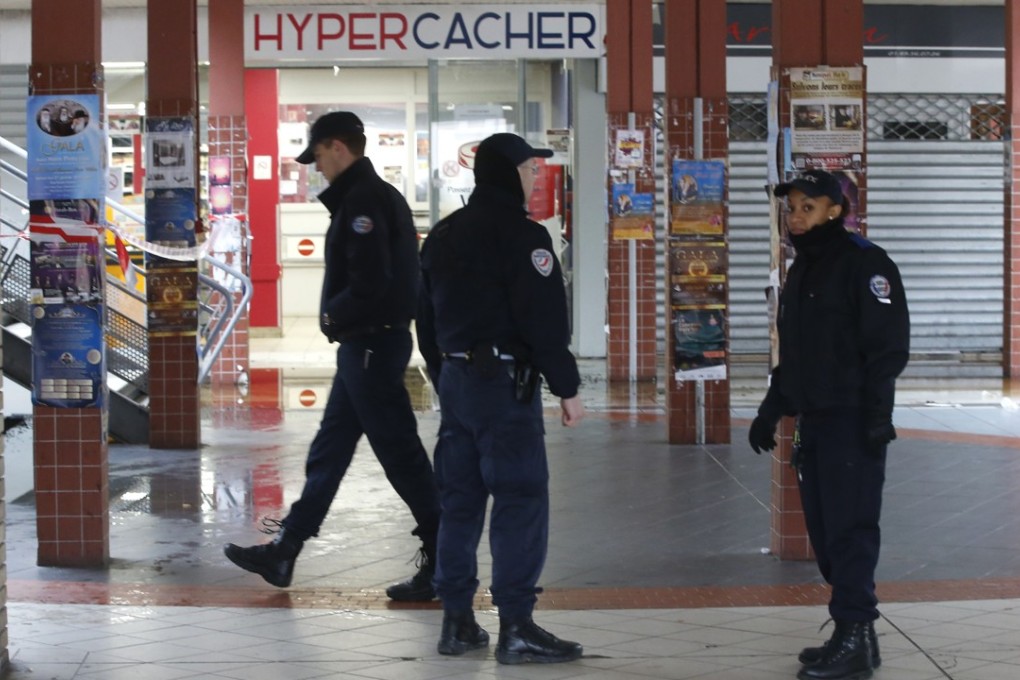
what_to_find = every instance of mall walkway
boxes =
[3,320,1020,679]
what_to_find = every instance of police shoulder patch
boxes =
[869,274,891,299]
[531,248,554,277]
[351,215,374,234]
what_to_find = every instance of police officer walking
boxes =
[224,112,441,602]
[417,133,585,664]
[749,170,909,680]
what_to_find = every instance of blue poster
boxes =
[670,160,727,236]
[31,303,105,408]
[26,95,105,200]
[146,187,198,251]
[672,160,725,205]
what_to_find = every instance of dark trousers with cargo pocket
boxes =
[432,358,548,622]
[797,409,886,622]
[282,328,440,543]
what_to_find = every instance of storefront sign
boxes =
[246,5,603,60]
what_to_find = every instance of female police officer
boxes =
[417,133,585,664]
[749,170,909,680]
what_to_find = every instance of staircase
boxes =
[0,135,252,443]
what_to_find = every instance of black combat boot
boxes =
[800,620,881,668]
[385,543,437,601]
[495,617,583,665]
[797,620,873,680]
[223,528,303,588]
[437,610,490,655]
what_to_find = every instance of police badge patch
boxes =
[869,274,891,302]
[351,216,374,234]
[531,248,553,276]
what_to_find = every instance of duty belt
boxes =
[443,349,514,362]
[329,322,409,343]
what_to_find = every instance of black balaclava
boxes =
[472,143,525,205]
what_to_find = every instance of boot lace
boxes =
[259,517,285,535]
[408,546,429,569]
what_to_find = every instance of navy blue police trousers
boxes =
[797,409,887,622]
[432,358,548,622]
[282,328,441,543]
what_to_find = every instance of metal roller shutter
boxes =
[725,98,1005,380]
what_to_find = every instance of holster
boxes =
[513,359,540,403]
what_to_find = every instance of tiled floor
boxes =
[5,317,1020,679]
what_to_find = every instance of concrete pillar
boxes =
[605,0,657,381]
[207,0,250,388]
[663,0,731,444]
[146,0,201,449]
[770,0,865,559]
[244,70,282,331]
[29,0,109,569]
[571,59,607,358]
[1005,0,1020,377]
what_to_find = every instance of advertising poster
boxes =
[670,241,727,308]
[610,182,655,240]
[788,66,864,171]
[146,188,198,251]
[26,94,105,200]
[673,308,727,382]
[613,129,645,168]
[670,160,726,236]
[145,117,195,188]
[28,200,104,305]
[147,265,199,337]
[209,156,232,215]
[31,303,105,408]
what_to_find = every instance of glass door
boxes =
[427,60,523,224]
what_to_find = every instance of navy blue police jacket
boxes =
[316,157,419,340]
[417,185,580,400]
[759,218,910,421]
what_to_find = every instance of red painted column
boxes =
[146,0,201,449]
[1005,0,1020,377]
[663,1,730,444]
[605,0,657,382]
[770,0,865,559]
[244,70,282,329]
[207,0,250,386]
[30,0,109,567]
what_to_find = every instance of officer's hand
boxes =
[865,416,897,453]
[561,395,585,428]
[748,415,777,454]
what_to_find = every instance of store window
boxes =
[279,102,428,209]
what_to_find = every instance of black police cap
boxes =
[774,169,844,206]
[296,111,365,164]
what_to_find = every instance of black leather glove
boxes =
[748,415,778,454]
[865,415,897,453]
